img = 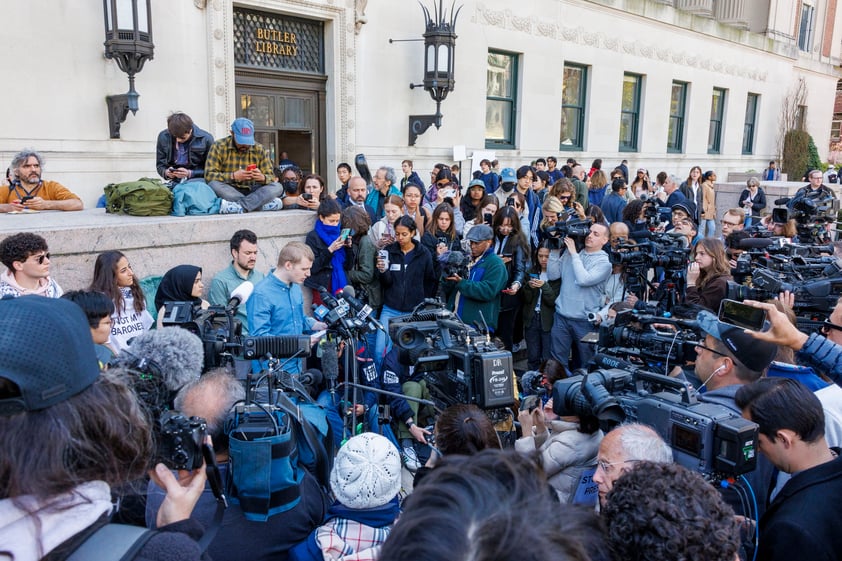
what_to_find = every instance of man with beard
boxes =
[209,229,265,336]
[0,150,82,212]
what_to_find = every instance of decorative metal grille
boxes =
[233,8,324,74]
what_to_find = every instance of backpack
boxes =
[104,178,174,216]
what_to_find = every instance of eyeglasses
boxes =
[30,252,50,264]
[821,320,842,335]
[595,458,641,474]
[695,342,730,358]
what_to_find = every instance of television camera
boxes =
[596,311,700,375]
[387,301,515,412]
[552,354,758,481]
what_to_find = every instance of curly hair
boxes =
[622,199,645,223]
[0,232,48,270]
[602,461,740,561]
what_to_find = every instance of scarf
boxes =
[315,220,347,292]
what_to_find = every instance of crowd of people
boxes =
[3,145,842,561]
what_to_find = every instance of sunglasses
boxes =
[821,320,842,335]
[31,252,51,264]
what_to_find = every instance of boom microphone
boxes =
[113,326,205,391]
[738,237,774,249]
[321,340,339,388]
[226,281,254,312]
[241,336,311,360]
[774,197,791,206]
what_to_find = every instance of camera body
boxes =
[158,411,207,470]
[552,367,758,480]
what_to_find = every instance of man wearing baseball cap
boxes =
[204,117,284,213]
[441,224,508,332]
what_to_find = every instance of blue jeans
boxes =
[551,313,596,370]
[373,305,403,370]
[208,180,283,212]
[701,218,717,238]
[525,313,552,371]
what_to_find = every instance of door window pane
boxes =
[240,94,275,127]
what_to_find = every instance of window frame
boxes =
[560,63,588,151]
[707,87,726,155]
[485,50,519,149]
[798,3,815,52]
[619,73,642,153]
[667,81,688,154]
[742,93,759,155]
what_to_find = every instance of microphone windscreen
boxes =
[322,340,339,381]
[114,327,204,391]
[738,237,774,249]
[342,285,356,299]
[230,281,254,304]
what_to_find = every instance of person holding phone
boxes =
[492,206,528,351]
[369,195,403,249]
[284,173,325,211]
[205,118,283,213]
[684,238,732,313]
[522,242,561,370]
[304,199,348,297]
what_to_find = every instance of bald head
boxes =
[348,176,368,204]
[592,424,672,506]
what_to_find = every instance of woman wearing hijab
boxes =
[154,264,208,327]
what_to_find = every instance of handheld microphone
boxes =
[226,281,254,312]
[338,285,386,332]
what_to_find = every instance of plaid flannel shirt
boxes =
[204,136,275,190]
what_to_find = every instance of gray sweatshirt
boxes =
[554,248,611,320]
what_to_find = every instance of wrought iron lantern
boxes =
[408,1,461,146]
[103,0,154,138]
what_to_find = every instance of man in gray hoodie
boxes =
[550,223,611,369]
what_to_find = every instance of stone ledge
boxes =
[0,208,316,292]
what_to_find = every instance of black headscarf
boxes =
[154,264,202,310]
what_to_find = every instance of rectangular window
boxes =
[667,81,687,153]
[831,119,842,140]
[707,87,726,154]
[798,4,815,52]
[742,93,759,155]
[561,63,587,151]
[619,73,642,152]
[485,51,518,148]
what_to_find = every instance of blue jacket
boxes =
[797,333,842,389]
[480,171,500,194]
[601,192,627,224]
[171,180,221,216]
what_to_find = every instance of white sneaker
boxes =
[261,197,284,211]
[219,199,244,214]
[402,441,420,471]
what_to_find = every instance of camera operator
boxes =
[789,169,835,210]
[0,297,209,560]
[550,223,611,370]
[146,369,328,561]
[442,224,508,333]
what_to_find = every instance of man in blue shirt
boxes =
[247,241,326,374]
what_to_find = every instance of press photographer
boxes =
[550,222,611,370]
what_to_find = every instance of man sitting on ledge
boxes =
[0,149,83,213]
[205,117,283,214]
